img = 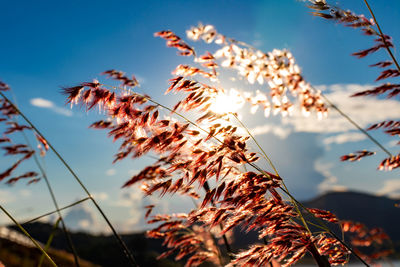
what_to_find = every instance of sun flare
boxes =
[208,88,245,114]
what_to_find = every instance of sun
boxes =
[208,88,245,114]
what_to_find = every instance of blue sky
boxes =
[1,0,399,233]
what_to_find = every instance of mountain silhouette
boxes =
[303,191,400,242]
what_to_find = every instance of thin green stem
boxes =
[16,119,80,267]
[230,113,278,175]
[40,174,81,267]
[0,205,58,267]
[242,143,367,266]
[0,91,138,267]
[24,197,91,224]
[305,220,330,232]
[39,218,61,267]
[230,113,313,234]
[104,84,220,146]
[279,186,370,267]
[363,0,400,72]
[93,86,363,265]
[138,92,330,264]
[152,154,234,260]
[320,93,392,157]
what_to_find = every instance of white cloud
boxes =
[387,140,399,148]
[0,190,16,204]
[52,106,73,116]
[30,97,73,117]
[111,185,171,232]
[30,98,54,108]
[323,132,366,145]
[78,219,91,229]
[112,186,145,232]
[250,123,292,139]
[105,168,116,176]
[282,84,400,134]
[19,189,32,198]
[315,160,348,193]
[63,202,107,233]
[115,187,143,207]
[92,192,109,201]
[377,179,400,198]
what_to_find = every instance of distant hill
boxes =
[303,191,400,242]
[8,222,179,267]
[0,226,99,267]
[5,191,399,266]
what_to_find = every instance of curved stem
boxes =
[279,186,370,267]
[86,86,366,265]
[151,154,233,260]
[320,93,392,157]
[230,113,278,175]
[0,205,58,267]
[39,218,61,267]
[137,91,366,264]
[139,91,333,265]
[363,0,400,72]
[230,113,313,234]
[0,91,139,267]
[308,242,331,267]
[24,197,91,224]
[17,123,80,267]
[104,83,218,144]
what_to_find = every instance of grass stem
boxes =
[320,93,392,157]
[15,116,81,267]
[0,205,58,267]
[24,197,91,224]
[38,218,61,267]
[0,91,138,267]
[363,0,400,72]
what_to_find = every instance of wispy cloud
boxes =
[322,132,366,145]
[387,140,399,148]
[105,168,116,176]
[30,97,72,117]
[0,189,16,204]
[251,84,400,146]
[315,160,348,193]
[377,179,400,198]
[112,186,145,231]
[282,84,400,134]
[115,187,143,208]
[63,202,97,231]
[250,123,291,139]
[92,192,109,201]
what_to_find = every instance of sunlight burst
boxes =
[208,88,245,114]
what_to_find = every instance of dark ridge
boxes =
[303,191,400,250]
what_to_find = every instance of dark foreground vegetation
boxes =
[2,191,399,267]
